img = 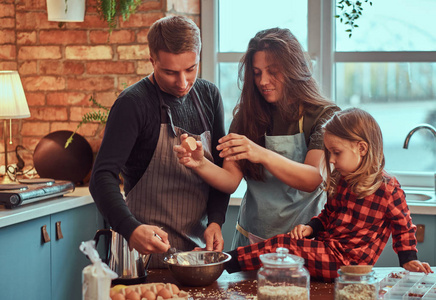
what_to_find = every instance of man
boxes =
[89,15,230,268]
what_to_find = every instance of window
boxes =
[201,0,436,186]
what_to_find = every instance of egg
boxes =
[110,289,117,297]
[155,284,164,292]
[125,290,140,300]
[111,293,126,300]
[181,137,197,152]
[140,286,149,294]
[111,285,127,294]
[123,287,133,295]
[171,284,180,295]
[157,287,172,299]
[142,290,156,300]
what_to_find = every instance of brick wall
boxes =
[0,0,200,174]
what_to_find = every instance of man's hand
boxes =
[128,224,171,255]
[204,222,224,251]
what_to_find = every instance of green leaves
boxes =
[336,0,373,38]
[97,0,142,32]
[65,96,110,148]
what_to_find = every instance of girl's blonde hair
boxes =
[323,108,386,198]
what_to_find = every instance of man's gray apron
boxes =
[232,116,326,248]
[126,76,212,268]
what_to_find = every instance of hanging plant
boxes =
[97,0,142,32]
[65,96,110,148]
[336,0,373,38]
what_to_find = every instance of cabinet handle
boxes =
[41,225,50,243]
[56,221,64,240]
[416,224,425,243]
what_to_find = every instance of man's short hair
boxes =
[147,15,201,59]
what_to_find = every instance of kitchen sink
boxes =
[404,191,435,202]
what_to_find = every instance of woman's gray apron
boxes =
[232,116,326,248]
[126,76,212,268]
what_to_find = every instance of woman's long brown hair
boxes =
[232,27,333,180]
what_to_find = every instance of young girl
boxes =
[223,108,432,282]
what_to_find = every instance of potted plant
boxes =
[46,0,86,22]
[47,0,141,30]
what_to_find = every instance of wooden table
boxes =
[145,267,434,299]
[145,269,334,299]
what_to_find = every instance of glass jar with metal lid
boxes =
[335,266,378,300]
[257,247,310,300]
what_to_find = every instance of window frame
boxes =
[200,0,436,187]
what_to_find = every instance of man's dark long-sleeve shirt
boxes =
[89,77,230,241]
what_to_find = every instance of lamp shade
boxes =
[0,71,30,119]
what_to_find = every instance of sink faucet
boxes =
[403,124,436,195]
[403,124,436,149]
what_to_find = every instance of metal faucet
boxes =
[403,124,436,149]
[403,124,436,195]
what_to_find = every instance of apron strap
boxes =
[236,222,250,238]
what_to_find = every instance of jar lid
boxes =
[339,265,373,275]
[259,248,304,268]
[336,270,376,283]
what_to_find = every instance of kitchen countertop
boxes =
[0,186,93,228]
[144,267,436,300]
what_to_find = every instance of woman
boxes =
[175,27,339,247]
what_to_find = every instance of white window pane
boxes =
[336,0,436,51]
[336,62,436,173]
[219,0,308,52]
[219,63,240,132]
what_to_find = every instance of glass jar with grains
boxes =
[335,265,379,300]
[257,247,310,300]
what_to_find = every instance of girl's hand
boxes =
[217,133,266,163]
[288,224,313,239]
[173,133,205,169]
[403,260,433,274]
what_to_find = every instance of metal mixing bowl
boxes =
[163,251,231,286]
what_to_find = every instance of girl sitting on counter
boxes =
[223,108,432,281]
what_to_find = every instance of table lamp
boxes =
[0,71,30,182]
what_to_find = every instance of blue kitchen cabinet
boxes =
[0,215,52,299]
[51,203,104,300]
[375,214,436,267]
[0,203,104,300]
